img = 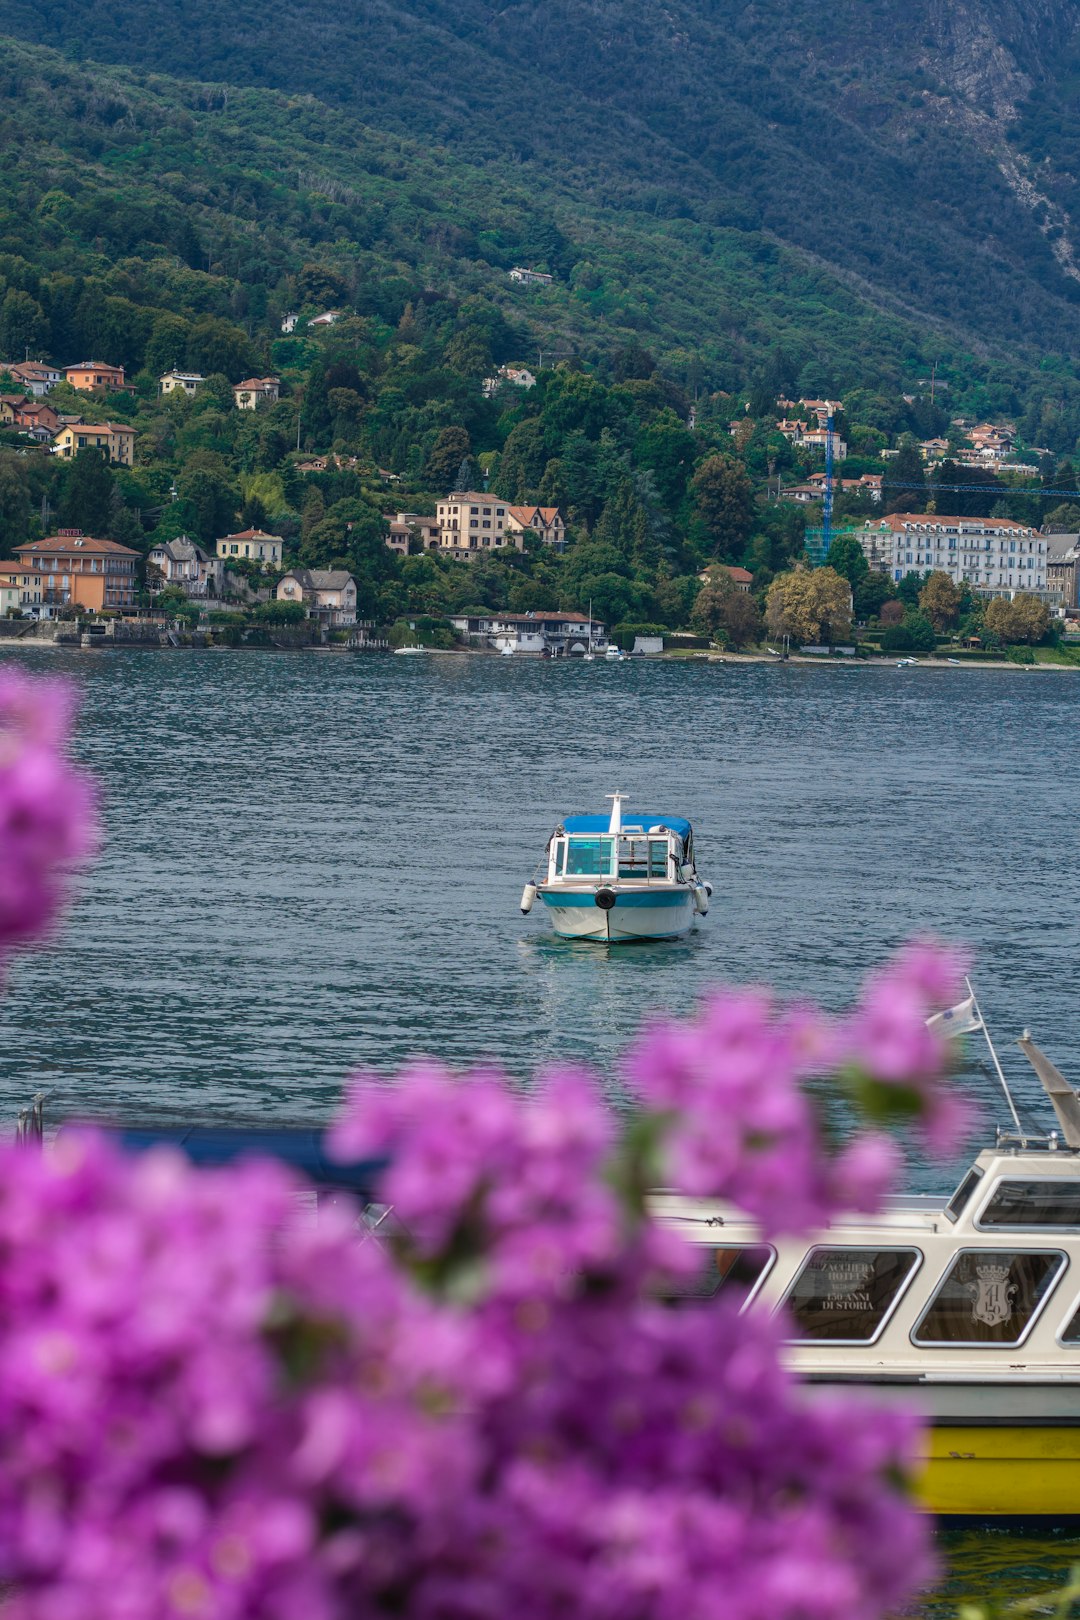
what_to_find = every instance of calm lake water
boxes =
[3,646,1079,1606]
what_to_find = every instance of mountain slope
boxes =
[4,0,1080,370]
[0,35,976,397]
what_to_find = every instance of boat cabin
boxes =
[653,1144,1080,1371]
[547,814,693,885]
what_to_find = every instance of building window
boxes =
[912,1249,1065,1345]
[783,1248,921,1344]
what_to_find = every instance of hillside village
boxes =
[2,321,1080,660]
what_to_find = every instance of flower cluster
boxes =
[0,1105,935,1620]
[0,670,97,970]
[0,673,973,1620]
[628,940,971,1236]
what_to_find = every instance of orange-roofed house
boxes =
[698,564,753,592]
[505,505,567,549]
[215,528,284,567]
[14,532,139,613]
[64,362,132,394]
[232,377,280,410]
[52,421,136,466]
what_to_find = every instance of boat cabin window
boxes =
[783,1247,921,1344]
[912,1249,1065,1346]
[564,836,614,878]
[664,1245,774,1307]
[617,837,669,880]
[977,1180,1080,1230]
[945,1166,983,1224]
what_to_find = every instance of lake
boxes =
[2,645,1080,1606]
[2,648,1075,1145]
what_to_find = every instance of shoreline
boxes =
[1,639,1078,672]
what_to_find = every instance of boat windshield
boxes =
[564,836,615,878]
[617,837,670,880]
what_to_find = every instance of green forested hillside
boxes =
[4,0,1080,378]
[0,13,1078,651]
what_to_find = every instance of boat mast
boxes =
[606,791,624,836]
[967,977,1025,1141]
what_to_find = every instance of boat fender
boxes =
[594,887,618,911]
[520,883,537,915]
[692,884,709,916]
[679,863,695,882]
[704,882,713,898]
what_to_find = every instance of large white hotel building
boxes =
[860,514,1048,598]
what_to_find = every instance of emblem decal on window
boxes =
[968,1262,1017,1327]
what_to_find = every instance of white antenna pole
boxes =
[606,792,624,836]
[967,977,1024,1139]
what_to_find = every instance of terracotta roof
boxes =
[507,505,563,525]
[16,534,139,556]
[496,611,595,625]
[874,513,1034,532]
[233,378,279,390]
[221,528,283,542]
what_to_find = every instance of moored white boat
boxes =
[653,1021,1080,1518]
[520,792,711,942]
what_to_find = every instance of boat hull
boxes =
[921,1423,1080,1517]
[803,1378,1080,1517]
[538,887,697,941]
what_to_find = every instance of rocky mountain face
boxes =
[3,0,1080,359]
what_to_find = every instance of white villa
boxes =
[449,610,606,656]
[861,514,1048,598]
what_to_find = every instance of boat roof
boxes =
[563,813,692,838]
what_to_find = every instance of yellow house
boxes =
[0,562,43,608]
[160,371,206,398]
[52,421,135,466]
[216,528,284,567]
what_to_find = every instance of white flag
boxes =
[926,995,983,1038]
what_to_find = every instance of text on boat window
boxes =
[783,1248,921,1343]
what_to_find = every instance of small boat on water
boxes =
[655,1006,1080,1518]
[520,792,711,941]
[393,644,426,656]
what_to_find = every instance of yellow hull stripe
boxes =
[919,1427,1080,1516]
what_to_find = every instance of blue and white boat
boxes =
[520,792,711,942]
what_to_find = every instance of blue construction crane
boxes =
[822,409,834,563]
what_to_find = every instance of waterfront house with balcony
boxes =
[14,532,139,613]
[276,568,357,626]
[449,610,606,655]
